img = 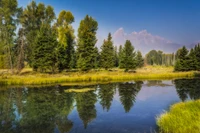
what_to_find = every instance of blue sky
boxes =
[18,0,200,47]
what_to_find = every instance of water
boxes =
[0,79,200,133]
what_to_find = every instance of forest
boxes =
[0,0,199,74]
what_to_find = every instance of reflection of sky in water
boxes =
[67,81,181,133]
[1,79,198,133]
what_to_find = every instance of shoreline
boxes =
[0,68,195,85]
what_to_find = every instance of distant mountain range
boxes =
[112,28,198,55]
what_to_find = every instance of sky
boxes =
[18,0,200,53]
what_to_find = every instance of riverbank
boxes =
[157,100,200,133]
[0,66,196,85]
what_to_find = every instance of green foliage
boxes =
[93,47,100,69]
[0,0,20,71]
[118,45,123,68]
[14,28,26,73]
[100,33,115,69]
[32,25,58,73]
[114,46,119,67]
[57,30,76,71]
[120,40,137,71]
[77,15,98,71]
[136,51,144,68]
[20,1,56,66]
[146,50,175,66]
[174,46,199,71]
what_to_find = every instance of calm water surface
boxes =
[0,79,200,133]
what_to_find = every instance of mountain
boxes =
[112,28,182,55]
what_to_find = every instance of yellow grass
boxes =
[0,66,196,85]
[157,100,200,133]
[64,88,95,93]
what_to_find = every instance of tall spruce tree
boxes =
[120,40,136,71]
[114,46,119,67]
[136,51,144,68]
[94,47,99,69]
[56,10,75,71]
[174,46,189,71]
[100,33,114,69]
[77,15,98,71]
[118,45,123,68]
[32,25,57,73]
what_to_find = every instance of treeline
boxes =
[145,50,175,66]
[174,45,200,71]
[0,0,144,73]
[145,44,200,71]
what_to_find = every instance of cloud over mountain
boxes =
[113,28,181,54]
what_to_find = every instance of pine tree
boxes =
[187,48,198,70]
[100,33,114,69]
[174,46,189,71]
[77,15,98,71]
[56,10,75,71]
[114,46,119,67]
[120,40,136,71]
[136,51,144,68]
[32,25,57,73]
[118,45,123,68]
[94,47,99,69]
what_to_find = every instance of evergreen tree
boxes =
[136,51,144,68]
[94,47,100,69]
[32,25,58,73]
[119,45,123,68]
[187,48,198,70]
[114,46,119,67]
[100,33,115,69]
[56,10,75,71]
[120,40,136,71]
[194,44,200,70]
[77,15,98,71]
[20,1,55,67]
[174,46,189,71]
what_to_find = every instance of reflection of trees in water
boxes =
[174,79,200,101]
[76,90,97,129]
[118,81,143,113]
[98,84,116,111]
[0,86,75,133]
[146,80,172,87]
[0,88,17,133]
[0,81,144,132]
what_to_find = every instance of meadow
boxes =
[0,66,195,85]
[157,100,200,133]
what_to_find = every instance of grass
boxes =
[157,100,200,133]
[0,66,196,85]
[64,88,95,93]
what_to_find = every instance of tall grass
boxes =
[0,66,196,85]
[157,100,200,133]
